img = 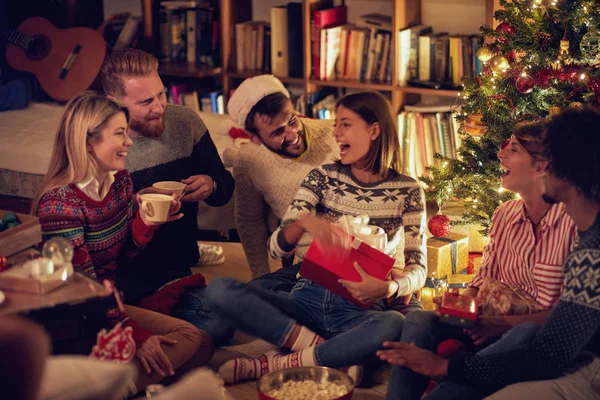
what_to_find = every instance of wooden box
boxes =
[0,210,42,257]
[0,260,69,294]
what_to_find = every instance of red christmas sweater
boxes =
[37,170,157,346]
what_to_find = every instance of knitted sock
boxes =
[290,326,325,352]
[218,349,317,384]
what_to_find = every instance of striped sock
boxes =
[218,348,317,384]
[290,326,325,351]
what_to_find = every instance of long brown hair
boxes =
[31,92,130,214]
[336,92,401,177]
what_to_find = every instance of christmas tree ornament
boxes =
[569,101,583,108]
[476,46,493,62]
[490,55,510,73]
[495,22,515,44]
[580,31,600,60]
[535,31,552,50]
[557,36,571,64]
[428,214,451,238]
[548,106,561,116]
[464,113,487,137]
[516,74,535,94]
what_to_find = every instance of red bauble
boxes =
[496,22,515,44]
[428,214,451,238]
[516,75,535,94]
[496,22,515,35]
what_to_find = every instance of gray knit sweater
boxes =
[234,118,339,278]
[120,104,234,303]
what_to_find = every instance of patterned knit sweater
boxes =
[448,211,600,387]
[37,170,156,346]
[268,163,427,297]
[234,118,339,278]
[123,104,234,303]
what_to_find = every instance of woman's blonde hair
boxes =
[31,92,130,214]
[335,92,401,177]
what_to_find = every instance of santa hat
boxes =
[227,75,290,128]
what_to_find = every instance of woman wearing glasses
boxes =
[379,120,578,400]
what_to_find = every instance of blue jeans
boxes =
[385,310,542,400]
[206,276,405,367]
[171,264,300,346]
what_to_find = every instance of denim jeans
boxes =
[385,309,542,400]
[171,264,301,346]
[206,276,405,368]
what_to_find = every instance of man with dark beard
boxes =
[100,49,235,345]
[226,75,339,280]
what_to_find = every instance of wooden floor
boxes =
[194,242,388,400]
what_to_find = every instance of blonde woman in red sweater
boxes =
[33,92,214,396]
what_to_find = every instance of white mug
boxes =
[140,194,173,222]
[152,181,186,197]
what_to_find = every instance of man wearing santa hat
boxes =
[227,75,338,283]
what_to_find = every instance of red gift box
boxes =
[439,291,479,327]
[299,237,395,308]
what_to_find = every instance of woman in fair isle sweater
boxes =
[32,92,214,396]
[206,91,427,383]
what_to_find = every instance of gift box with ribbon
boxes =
[300,215,395,309]
[476,277,544,316]
[426,232,469,279]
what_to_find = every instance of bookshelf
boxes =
[141,0,501,113]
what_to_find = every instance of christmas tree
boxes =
[422,0,600,234]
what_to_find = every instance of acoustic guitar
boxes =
[5,17,107,101]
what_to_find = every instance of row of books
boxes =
[159,1,220,66]
[165,82,225,114]
[398,103,461,179]
[313,9,393,83]
[398,25,483,89]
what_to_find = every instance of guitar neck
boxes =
[5,30,33,50]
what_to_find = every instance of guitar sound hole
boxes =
[26,35,51,60]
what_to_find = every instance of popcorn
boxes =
[266,380,349,400]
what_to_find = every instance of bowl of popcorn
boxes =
[257,366,354,400]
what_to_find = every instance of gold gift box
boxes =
[448,273,475,286]
[427,233,469,279]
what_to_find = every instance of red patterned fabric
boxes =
[37,170,157,347]
[89,323,136,363]
[469,200,576,308]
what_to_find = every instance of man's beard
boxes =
[130,114,165,138]
[265,130,307,158]
[542,193,558,204]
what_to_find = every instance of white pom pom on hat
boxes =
[227,75,290,129]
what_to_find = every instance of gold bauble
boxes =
[489,55,510,73]
[476,47,493,62]
[548,106,561,116]
[464,113,487,137]
[569,102,583,108]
